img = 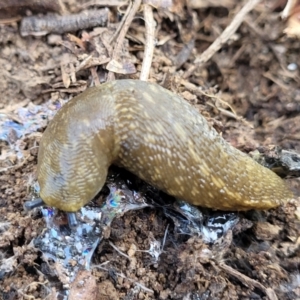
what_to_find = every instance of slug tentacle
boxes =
[36,80,292,212]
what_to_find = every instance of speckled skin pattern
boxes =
[37,80,292,212]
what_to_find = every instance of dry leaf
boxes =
[106,59,136,74]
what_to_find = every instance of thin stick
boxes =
[161,224,169,250]
[281,0,297,19]
[108,241,131,260]
[219,263,278,300]
[107,0,142,81]
[140,4,156,81]
[180,78,252,126]
[20,9,109,36]
[183,0,261,79]
[109,1,133,44]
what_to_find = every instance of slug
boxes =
[36,79,292,213]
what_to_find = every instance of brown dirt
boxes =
[0,1,300,299]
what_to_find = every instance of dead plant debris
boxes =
[0,0,300,299]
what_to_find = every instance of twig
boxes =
[140,3,156,81]
[183,0,261,79]
[20,9,109,36]
[90,67,100,86]
[107,0,142,81]
[281,0,297,19]
[161,223,169,250]
[263,72,290,91]
[109,1,133,44]
[180,78,237,113]
[180,78,253,127]
[219,263,278,300]
[81,0,128,9]
[0,154,32,173]
[108,241,131,260]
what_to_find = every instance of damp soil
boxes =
[0,1,300,299]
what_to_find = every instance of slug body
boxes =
[37,80,292,212]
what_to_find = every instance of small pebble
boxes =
[287,63,297,71]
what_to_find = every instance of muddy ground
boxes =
[0,0,300,299]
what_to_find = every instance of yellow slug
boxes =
[37,79,292,212]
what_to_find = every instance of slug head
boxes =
[36,86,116,212]
[37,135,111,212]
